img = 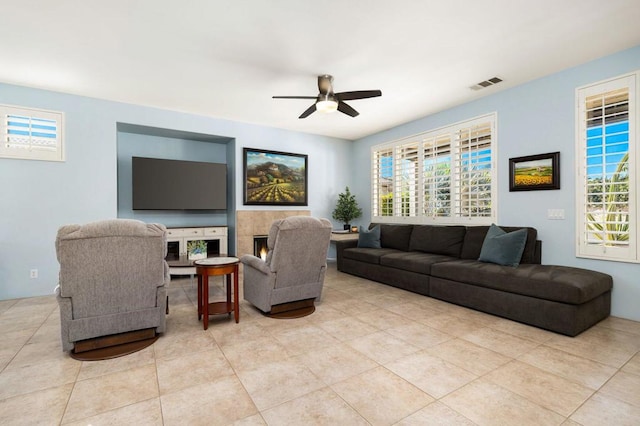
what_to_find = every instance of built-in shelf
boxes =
[166,226,228,276]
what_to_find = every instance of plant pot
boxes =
[343,224,351,231]
[188,252,207,261]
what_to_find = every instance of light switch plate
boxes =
[547,209,565,220]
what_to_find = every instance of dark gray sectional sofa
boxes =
[335,224,612,336]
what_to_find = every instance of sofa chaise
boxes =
[336,224,612,336]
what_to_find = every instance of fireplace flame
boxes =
[260,247,267,261]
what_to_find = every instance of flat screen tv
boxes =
[132,157,227,210]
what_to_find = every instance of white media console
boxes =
[166,226,228,276]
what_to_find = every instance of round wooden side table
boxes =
[195,256,240,330]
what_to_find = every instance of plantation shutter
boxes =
[371,113,496,225]
[423,134,452,217]
[372,147,394,216]
[577,73,637,262]
[0,105,64,161]
[453,121,493,218]
[394,142,419,217]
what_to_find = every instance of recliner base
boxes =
[267,298,315,319]
[70,328,158,361]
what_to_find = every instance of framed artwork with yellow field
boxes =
[509,152,560,191]
[243,148,308,205]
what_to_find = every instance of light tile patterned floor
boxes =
[1,262,640,425]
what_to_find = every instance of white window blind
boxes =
[577,73,637,262]
[394,142,419,217]
[372,113,496,224]
[454,123,493,218]
[0,105,64,161]
[423,134,451,217]
[372,147,394,216]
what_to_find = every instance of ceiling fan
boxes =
[273,75,382,119]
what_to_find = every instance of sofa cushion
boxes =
[342,247,403,265]
[409,225,466,257]
[478,224,528,267]
[373,224,414,251]
[358,225,381,248]
[461,226,538,264]
[380,252,458,275]
[430,260,612,304]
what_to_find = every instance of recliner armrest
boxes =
[240,255,271,275]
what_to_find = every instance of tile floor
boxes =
[1,262,640,425]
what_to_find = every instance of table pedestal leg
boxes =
[226,274,231,317]
[203,274,209,330]
[233,268,239,323]
[197,274,202,320]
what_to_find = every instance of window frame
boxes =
[371,113,497,225]
[575,71,638,263]
[0,104,65,162]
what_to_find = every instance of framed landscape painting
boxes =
[243,148,308,205]
[509,151,560,191]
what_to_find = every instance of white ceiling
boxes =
[1,1,639,140]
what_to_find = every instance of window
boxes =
[576,72,638,262]
[0,104,64,161]
[372,113,496,224]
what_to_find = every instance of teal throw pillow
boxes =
[478,224,528,267]
[358,225,381,248]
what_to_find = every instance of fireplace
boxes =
[236,210,310,259]
[253,235,268,261]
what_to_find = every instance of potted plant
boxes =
[187,240,207,260]
[332,186,362,230]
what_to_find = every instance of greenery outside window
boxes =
[576,72,638,262]
[372,113,496,225]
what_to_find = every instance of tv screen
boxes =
[132,157,227,210]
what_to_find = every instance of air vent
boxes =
[470,76,503,91]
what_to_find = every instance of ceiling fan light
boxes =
[316,100,338,113]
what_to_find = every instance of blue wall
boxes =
[352,45,640,321]
[0,84,350,299]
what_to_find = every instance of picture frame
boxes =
[243,148,308,205]
[509,151,560,191]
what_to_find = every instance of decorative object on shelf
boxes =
[509,151,560,191]
[332,186,362,230]
[351,225,358,233]
[243,148,308,206]
[187,240,207,260]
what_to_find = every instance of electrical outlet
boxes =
[30,269,38,279]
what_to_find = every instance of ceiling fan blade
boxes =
[335,90,382,101]
[299,103,317,119]
[337,101,359,117]
[273,96,317,99]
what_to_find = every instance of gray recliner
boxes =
[241,216,332,314]
[55,219,169,352]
